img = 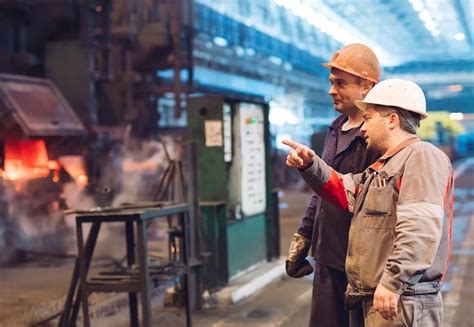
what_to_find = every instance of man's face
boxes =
[361,106,390,153]
[328,68,370,114]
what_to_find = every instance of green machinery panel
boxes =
[187,94,279,288]
[200,201,228,290]
[187,95,226,202]
[227,213,267,278]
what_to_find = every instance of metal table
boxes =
[59,203,192,327]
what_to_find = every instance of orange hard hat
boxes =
[322,43,381,83]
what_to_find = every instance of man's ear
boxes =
[361,80,374,97]
[388,112,399,129]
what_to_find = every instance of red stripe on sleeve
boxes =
[317,170,349,211]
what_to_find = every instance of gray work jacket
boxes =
[300,136,454,298]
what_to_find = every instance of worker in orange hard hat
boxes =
[285,43,382,326]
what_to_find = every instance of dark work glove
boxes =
[286,233,313,278]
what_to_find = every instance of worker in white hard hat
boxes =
[283,78,454,326]
[286,43,381,327]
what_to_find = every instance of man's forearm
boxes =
[299,159,356,212]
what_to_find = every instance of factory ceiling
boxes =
[195,0,473,113]
[301,0,473,66]
[199,0,473,67]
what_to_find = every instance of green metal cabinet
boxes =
[187,94,279,289]
[200,201,228,289]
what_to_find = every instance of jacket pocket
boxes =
[364,185,393,215]
[361,173,398,229]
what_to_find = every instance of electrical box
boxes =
[227,102,267,219]
[187,94,279,288]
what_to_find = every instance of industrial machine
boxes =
[187,94,279,290]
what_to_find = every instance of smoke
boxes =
[0,135,183,264]
[0,178,75,263]
[112,136,182,205]
[61,181,97,213]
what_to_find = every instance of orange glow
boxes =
[58,156,89,188]
[448,84,463,92]
[122,160,159,172]
[2,140,51,180]
[77,174,89,188]
[48,160,60,170]
[53,170,60,183]
[14,183,22,192]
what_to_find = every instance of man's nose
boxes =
[328,85,336,95]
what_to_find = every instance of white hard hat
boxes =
[355,78,428,119]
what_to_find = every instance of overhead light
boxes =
[234,46,245,56]
[418,9,432,22]
[449,112,464,121]
[413,3,424,12]
[244,18,255,27]
[409,0,424,12]
[269,56,283,65]
[213,36,228,47]
[454,33,465,41]
[410,4,440,38]
[424,21,436,31]
[245,48,256,56]
[448,84,463,92]
[273,0,357,44]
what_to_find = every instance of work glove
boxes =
[286,233,313,278]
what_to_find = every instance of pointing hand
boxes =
[281,139,316,169]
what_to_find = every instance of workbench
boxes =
[59,203,193,327]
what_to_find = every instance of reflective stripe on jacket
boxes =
[300,136,454,297]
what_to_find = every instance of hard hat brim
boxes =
[354,99,368,111]
[355,99,428,120]
[321,62,380,83]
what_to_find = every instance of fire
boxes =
[77,174,88,188]
[1,139,59,181]
[58,155,89,189]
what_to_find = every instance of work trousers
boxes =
[349,292,443,327]
[309,261,349,327]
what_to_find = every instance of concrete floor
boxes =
[0,159,473,326]
[442,159,474,327]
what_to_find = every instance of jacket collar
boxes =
[329,114,365,139]
[369,135,420,170]
[326,114,367,159]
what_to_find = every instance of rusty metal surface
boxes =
[0,73,85,136]
[63,201,172,215]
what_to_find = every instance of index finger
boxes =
[281,138,301,149]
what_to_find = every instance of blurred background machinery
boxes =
[1,0,473,149]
